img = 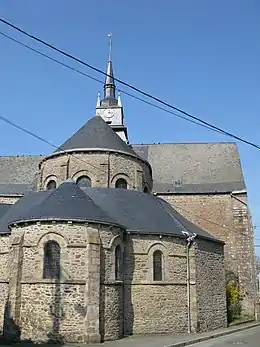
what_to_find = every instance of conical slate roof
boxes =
[5,181,118,227]
[54,116,138,157]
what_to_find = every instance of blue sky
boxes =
[1,1,260,251]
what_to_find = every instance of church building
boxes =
[0,41,256,343]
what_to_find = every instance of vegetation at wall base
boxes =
[226,270,242,324]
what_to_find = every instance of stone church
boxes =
[0,47,256,343]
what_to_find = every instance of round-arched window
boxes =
[46,180,56,190]
[115,178,127,189]
[76,175,92,188]
[143,186,149,193]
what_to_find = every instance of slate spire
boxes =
[104,33,116,100]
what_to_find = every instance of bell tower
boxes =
[96,34,128,143]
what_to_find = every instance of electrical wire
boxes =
[1,18,260,150]
[0,31,225,136]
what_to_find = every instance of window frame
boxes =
[76,175,92,188]
[115,178,128,189]
[153,249,163,281]
[43,240,61,280]
[115,244,122,281]
[46,180,57,190]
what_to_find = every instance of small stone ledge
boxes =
[67,243,87,248]
[124,280,196,285]
[20,279,86,285]
[102,280,124,285]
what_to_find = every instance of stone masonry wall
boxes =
[7,223,89,343]
[161,193,256,317]
[231,193,256,317]
[195,239,227,332]
[4,221,124,343]
[38,151,152,192]
[0,235,10,335]
[123,234,192,335]
[99,228,124,341]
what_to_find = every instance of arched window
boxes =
[115,178,127,189]
[153,250,163,281]
[46,180,56,190]
[76,175,92,188]
[115,245,122,281]
[143,186,149,193]
[43,240,61,279]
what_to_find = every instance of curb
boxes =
[164,322,260,347]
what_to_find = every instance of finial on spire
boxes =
[108,33,112,62]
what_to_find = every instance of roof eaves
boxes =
[9,217,125,229]
[40,147,151,169]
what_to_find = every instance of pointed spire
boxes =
[104,33,116,100]
[96,92,101,107]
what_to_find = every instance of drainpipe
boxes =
[182,231,197,334]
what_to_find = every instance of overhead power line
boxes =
[0,31,226,136]
[0,32,222,134]
[1,111,255,236]
[1,18,260,151]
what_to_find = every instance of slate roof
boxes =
[84,187,220,242]
[0,181,117,230]
[0,155,42,196]
[0,143,245,196]
[0,204,12,220]
[133,143,246,194]
[0,182,221,243]
[53,116,138,158]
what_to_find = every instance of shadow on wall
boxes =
[99,233,135,341]
[0,281,65,345]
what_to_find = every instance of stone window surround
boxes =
[111,173,131,189]
[44,175,59,190]
[38,232,67,282]
[147,242,169,283]
[108,234,124,283]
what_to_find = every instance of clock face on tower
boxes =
[104,109,115,118]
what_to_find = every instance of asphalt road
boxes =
[189,326,260,347]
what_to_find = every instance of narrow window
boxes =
[115,178,127,189]
[43,240,61,279]
[153,250,163,281]
[76,175,92,188]
[115,245,122,281]
[143,186,149,193]
[47,180,56,190]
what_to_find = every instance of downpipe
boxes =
[182,231,197,334]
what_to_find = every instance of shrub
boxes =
[226,270,242,323]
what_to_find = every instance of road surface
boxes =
[189,326,260,347]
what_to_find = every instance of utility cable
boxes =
[0,31,225,136]
[0,108,256,235]
[1,18,260,150]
